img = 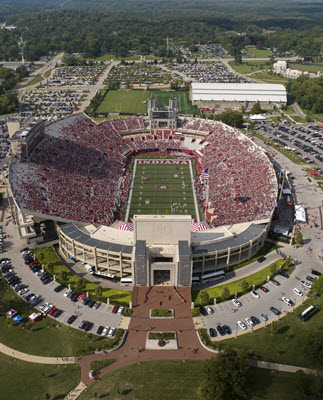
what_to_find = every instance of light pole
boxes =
[235,323,238,338]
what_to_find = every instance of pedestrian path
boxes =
[0,343,74,364]
[251,360,323,377]
[64,382,87,400]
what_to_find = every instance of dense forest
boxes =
[287,76,323,114]
[0,1,322,60]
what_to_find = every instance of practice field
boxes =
[127,159,197,219]
[96,90,200,115]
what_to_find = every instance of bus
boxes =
[299,304,320,322]
[201,270,225,283]
[92,270,116,281]
[192,276,200,285]
[120,277,133,286]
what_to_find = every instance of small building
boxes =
[190,82,287,112]
[148,98,178,129]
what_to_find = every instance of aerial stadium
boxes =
[8,98,278,287]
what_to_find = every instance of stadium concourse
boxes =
[9,113,277,230]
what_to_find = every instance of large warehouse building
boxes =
[190,82,287,112]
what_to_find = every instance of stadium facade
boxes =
[190,82,287,112]
[8,111,278,287]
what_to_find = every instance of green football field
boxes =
[127,160,197,219]
[96,90,200,115]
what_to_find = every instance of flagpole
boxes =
[204,179,209,222]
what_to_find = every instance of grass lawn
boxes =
[245,48,271,58]
[293,115,306,123]
[96,90,200,115]
[129,160,197,218]
[221,295,323,369]
[33,247,132,307]
[24,74,44,87]
[78,360,303,400]
[289,64,323,73]
[281,106,294,115]
[0,353,80,400]
[89,359,116,373]
[253,72,289,84]
[229,60,270,74]
[0,279,125,357]
[88,52,141,62]
[192,259,287,305]
[43,68,54,78]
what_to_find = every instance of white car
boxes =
[282,296,294,307]
[245,317,254,327]
[205,306,213,315]
[18,287,29,295]
[102,326,109,336]
[293,288,303,297]
[259,313,268,321]
[251,290,260,299]
[108,327,116,338]
[301,280,312,289]
[237,320,247,330]
[117,306,125,315]
[64,290,72,297]
[232,299,242,307]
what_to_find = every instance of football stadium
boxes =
[8,99,278,287]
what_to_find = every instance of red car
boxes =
[259,285,269,293]
[28,261,38,268]
[48,307,57,316]
[83,321,93,331]
[112,305,119,314]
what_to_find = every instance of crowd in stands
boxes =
[10,114,277,228]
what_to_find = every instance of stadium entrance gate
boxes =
[132,215,192,287]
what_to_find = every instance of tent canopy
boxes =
[12,315,22,322]
[295,205,306,223]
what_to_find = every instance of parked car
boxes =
[117,306,125,315]
[108,327,116,337]
[48,307,57,316]
[102,326,109,336]
[42,276,52,285]
[96,325,104,335]
[52,309,62,318]
[245,317,254,327]
[112,305,119,314]
[251,290,260,299]
[18,287,29,295]
[223,325,231,335]
[209,328,217,337]
[293,288,303,297]
[237,320,247,330]
[306,275,314,282]
[217,325,225,336]
[54,285,65,293]
[271,279,280,286]
[232,299,242,307]
[250,316,260,325]
[71,292,80,302]
[205,306,213,315]
[259,285,269,293]
[311,269,321,276]
[93,301,101,309]
[67,315,77,325]
[83,321,93,332]
[270,306,281,315]
[78,320,87,330]
[259,313,268,321]
[64,290,72,298]
[279,270,289,278]
[300,280,312,289]
[282,296,294,307]
[87,299,96,308]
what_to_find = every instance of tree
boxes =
[108,80,121,90]
[199,290,210,305]
[170,79,180,90]
[312,275,323,295]
[76,278,85,291]
[200,350,249,400]
[307,330,323,366]
[270,262,278,275]
[221,287,230,300]
[294,231,303,246]
[250,102,262,114]
[47,262,54,275]
[234,54,242,64]
[296,370,314,398]
[59,270,67,282]
[240,280,249,291]
[281,256,293,273]
[95,285,103,297]
[271,320,278,335]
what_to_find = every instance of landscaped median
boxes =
[149,309,174,318]
[89,358,116,374]
[32,247,132,307]
[146,332,178,350]
[192,259,294,306]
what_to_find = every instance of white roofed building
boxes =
[190,82,287,112]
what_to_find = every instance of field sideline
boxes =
[127,159,197,220]
[96,90,200,115]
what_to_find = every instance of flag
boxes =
[202,168,209,181]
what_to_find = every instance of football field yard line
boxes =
[125,159,138,222]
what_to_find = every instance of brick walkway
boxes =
[77,286,213,385]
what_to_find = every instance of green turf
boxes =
[221,295,323,369]
[245,48,272,58]
[0,353,80,400]
[289,64,323,73]
[78,360,303,400]
[0,279,125,357]
[96,90,200,115]
[229,60,270,74]
[128,160,197,219]
[24,74,44,87]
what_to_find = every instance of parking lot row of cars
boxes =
[0,248,125,337]
[202,268,321,338]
